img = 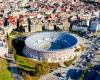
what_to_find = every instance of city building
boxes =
[0,28,8,57]
[90,19,100,32]
[72,25,88,32]
[81,0,99,2]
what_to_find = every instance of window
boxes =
[58,58,61,60]
[63,57,66,60]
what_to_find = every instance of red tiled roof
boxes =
[0,19,3,26]
[8,16,16,25]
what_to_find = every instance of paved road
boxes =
[7,54,23,80]
[40,49,90,80]
[40,36,100,80]
[67,36,100,80]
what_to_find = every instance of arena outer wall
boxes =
[23,32,78,63]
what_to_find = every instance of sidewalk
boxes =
[7,53,23,80]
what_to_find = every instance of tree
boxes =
[35,60,50,77]
[41,60,50,75]
[35,63,43,77]
[6,33,9,40]
[22,72,33,80]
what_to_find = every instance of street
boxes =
[40,36,100,80]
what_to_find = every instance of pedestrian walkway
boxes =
[6,53,23,80]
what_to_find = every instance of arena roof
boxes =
[25,32,78,52]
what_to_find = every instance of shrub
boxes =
[35,60,50,76]
[49,63,60,70]
[64,57,76,67]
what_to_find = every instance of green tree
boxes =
[35,63,43,77]
[35,60,50,76]
[41,60,50,75]
[22,72,33,80]
[6,33,9,40]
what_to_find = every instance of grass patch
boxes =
[16,55,39,79]
[16,55,38,70]
[0,58,13,80]
[16,55,51,80]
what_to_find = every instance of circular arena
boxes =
[23,32,78,62]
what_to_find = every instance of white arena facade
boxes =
[23,32,78,62]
